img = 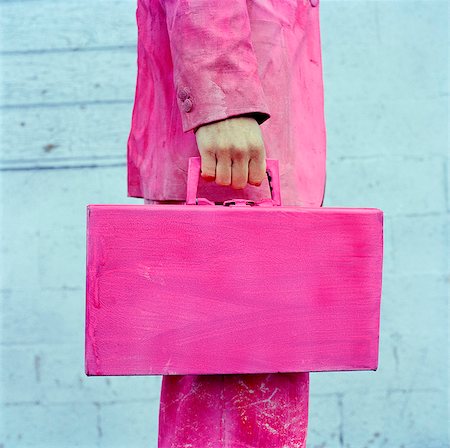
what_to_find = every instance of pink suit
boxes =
[127,0,326,207]
[127,0,327,445]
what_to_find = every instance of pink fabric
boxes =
[158,373,309,447]
[128,0,326,206]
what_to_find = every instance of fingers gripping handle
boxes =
[185,157,282,206]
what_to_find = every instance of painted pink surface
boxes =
[85,203,383,376]
[157,372,309,447]
[88,147,383,444]
[127,0,326,207]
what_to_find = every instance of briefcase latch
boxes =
[223,199,255,207]
[222,198,276,207]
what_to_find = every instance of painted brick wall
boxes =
[1,0,448,446]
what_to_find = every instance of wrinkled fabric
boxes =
[158,373,309,448]
[128,0,326,206]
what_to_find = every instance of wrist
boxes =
[193,113,259,134]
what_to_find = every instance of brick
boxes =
[1,344,162,405]
[323,158,445,216]
[325,99,447,160]
[342,389,448,447]
[307,393,342,448]
[2,288,81,345]
[2,168,136,291]
[99,401,160,447]
[322,1,447,103]
[390,215,447,274]
[1,402,98,447]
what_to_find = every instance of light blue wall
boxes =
[1,0,448,446]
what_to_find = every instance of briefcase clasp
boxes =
[223,199,255,207]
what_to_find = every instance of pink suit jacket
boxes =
[127,0,326,206]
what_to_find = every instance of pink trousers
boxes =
[144,198,310,447]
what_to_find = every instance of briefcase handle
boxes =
[185,157,282,206]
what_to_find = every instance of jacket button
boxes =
[178,86,191,101]
[182,98,193,113]
[310,0,319,6]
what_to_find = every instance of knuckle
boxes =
[216,146,230,158]
[199,147,216,162]
[249,143,264,156]
[230,147,247,160]
[203,147,216,158]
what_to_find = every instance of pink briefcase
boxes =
[85,157,383,376]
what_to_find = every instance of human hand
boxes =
[194,115,267,189]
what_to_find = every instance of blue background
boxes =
[1,0,448,446]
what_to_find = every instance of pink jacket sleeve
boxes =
[160,0,271,133]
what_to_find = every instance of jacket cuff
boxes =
[191,111,270,133]
[162,0,271,133]
[186,109,269,135]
